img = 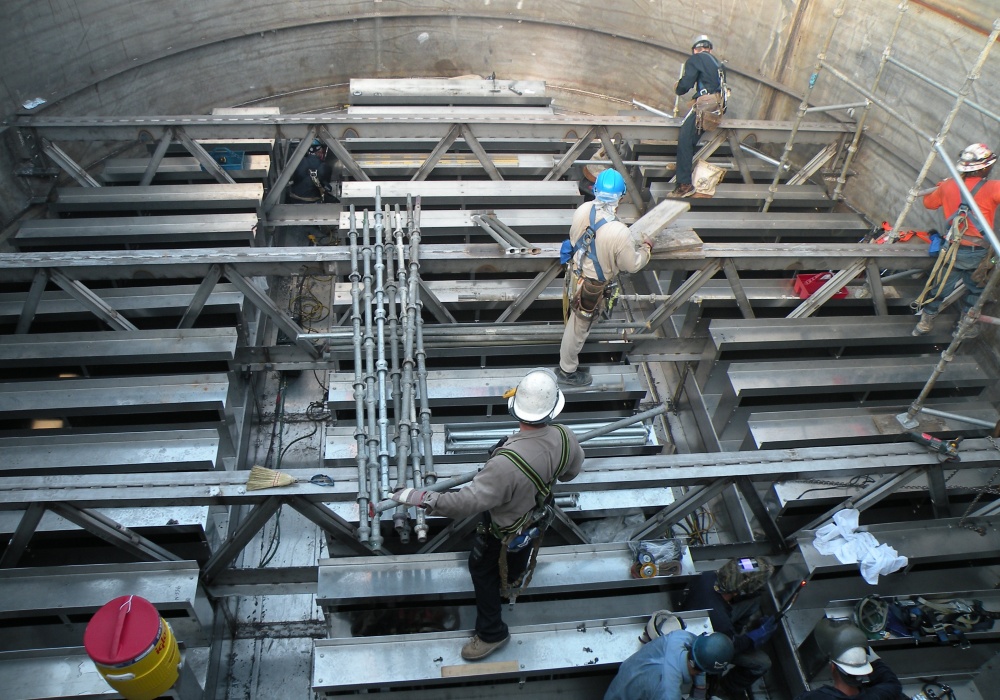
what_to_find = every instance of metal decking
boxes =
[1,75,997,700]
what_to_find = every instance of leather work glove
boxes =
[391,487,429,509]
[641,234,656,251]
[746,615,777,648]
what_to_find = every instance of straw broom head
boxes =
[247,465,298,491]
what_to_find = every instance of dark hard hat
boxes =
[691,632,734,673]
[715,557,774,596]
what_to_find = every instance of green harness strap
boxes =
[490,424,571,538]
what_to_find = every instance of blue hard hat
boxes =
[690,632,734,674]
[593,169,626,202]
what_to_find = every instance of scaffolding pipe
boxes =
[879,18,1000,242]
[347,206,371,544]
[359,211,383,550]
[762,0,847,214]
[898,265,1000,429]
[914,407,997,430]
[471,215,519,255]
[302,324,652,340]
[373,192,392,502]
[788,12,999,317]
[373,403,669,515]
[410,196,432,542]
[385,206,403,432]
[803,101,869,114]
[391,199,417,543]
[886,55,1000,125]
[831,0,907,202]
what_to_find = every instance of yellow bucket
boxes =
[84,595,180,700]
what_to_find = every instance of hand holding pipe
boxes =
[371,403,670,515]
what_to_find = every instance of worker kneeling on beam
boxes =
[390,368,585,661]
[678,557,777,700]
[794,618,904,699]
[604,614,734,700]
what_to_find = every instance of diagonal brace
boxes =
[49,502,183,562]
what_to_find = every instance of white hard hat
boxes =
[831,645,873,677]
[508,368,565,424]
[957,143,997,173]
[643,610,682,642]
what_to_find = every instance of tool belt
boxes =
[570,274,613,323]
[694,91,726,131]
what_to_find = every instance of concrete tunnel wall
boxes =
[1,0,998,239]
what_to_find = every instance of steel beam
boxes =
[174,127,237,184]
[223,265,319,357]
[0,243,937,282]
[178,264,223,329]
[202,498,283,583]
[13,269,47,334]
[3,441,998,511]
[494,261,563,323]
[48,502,184,562]
[318,126,370,182]
[412,122,461,181]
[18,115,855,144]
[0,503,45,568]
[40,138,100,187]
[459,124,502,181]
[48,269,139,331]
[139,128,173,187]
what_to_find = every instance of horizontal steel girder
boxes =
[17,115,854,144]
[0,243,937,282]
[1,440,997,511]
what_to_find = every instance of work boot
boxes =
[556,367,592,387]
[461,633,510,661]
[911,311,937,336]
[668,183,695,198]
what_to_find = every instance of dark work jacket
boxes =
[678,572,754,654]
[675,51,725,96]
[793,661,906,700]
[289,154,333,201]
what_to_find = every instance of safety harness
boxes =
[493,424,571,605]
[912,179,988,311]
[561,206,619,323]
[888,596,999,648]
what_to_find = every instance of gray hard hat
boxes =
[692,35,713,51]
[815,618,868,660]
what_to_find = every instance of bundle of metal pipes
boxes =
[348,191,436,547]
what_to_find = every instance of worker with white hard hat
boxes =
[794,618,904,700]
[391,368,585,662]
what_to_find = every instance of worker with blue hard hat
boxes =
[557,168,654,387]
[604,623,735,700]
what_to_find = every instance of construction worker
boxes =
[390,368,584,661]
[288,141,336,203]
[678,557,777,700]
[604,627,734,700]
[798,618,905,700]
[669,35,728,199]
[912,142,1000,338]
[557,168,654,387]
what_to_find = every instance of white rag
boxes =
[813,508,907,584]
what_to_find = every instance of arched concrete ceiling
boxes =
[1,0,998,229]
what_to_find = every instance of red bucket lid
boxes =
[84,595,161,666]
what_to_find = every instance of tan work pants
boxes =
[559,310,594,373]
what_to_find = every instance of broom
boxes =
[246,465,298,491]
